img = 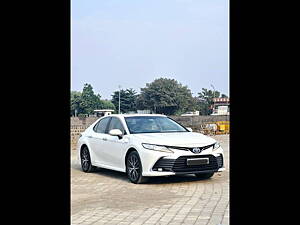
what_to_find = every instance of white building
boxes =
[94,109,114,117]
[211,98,230,115]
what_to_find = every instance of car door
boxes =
[102,117,129,169]
[89,117,111,165]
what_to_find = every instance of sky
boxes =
[71,0,228,100]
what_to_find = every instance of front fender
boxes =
[123,144,142,169]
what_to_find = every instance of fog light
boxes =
[158,168,163,172]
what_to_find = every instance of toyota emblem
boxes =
[192,147,201,154]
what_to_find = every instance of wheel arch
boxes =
[124,147,139,167]
[124,147,148,184]
[79,143,94,163]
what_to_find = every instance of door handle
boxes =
[87,136,92,138]
[103,138,107,141]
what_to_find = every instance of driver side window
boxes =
[108,117,126,134]
[93,117,111,133]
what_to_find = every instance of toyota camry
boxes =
[77,114,225,184]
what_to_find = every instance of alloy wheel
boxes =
[81,147,91,172]
[127,154,140,181]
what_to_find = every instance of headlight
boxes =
[213,142,221,151]
[142,143,174,153]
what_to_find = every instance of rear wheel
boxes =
[126,151,148,184]
[80,146,96,173]
[195,172,214,179]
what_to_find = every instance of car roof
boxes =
[109,114,167,118]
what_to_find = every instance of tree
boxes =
[111,88,138,113]
[79,83,101,115]
[70,91,82,116]
[196,88,229,115]
[70,84,118,116]
[137,78,195,115]
[98,99,116,111]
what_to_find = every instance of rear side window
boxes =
[108,117,126,134]
[93,117,111,133]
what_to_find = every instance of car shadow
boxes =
[146,174,213,184]
[93,167,129,182]
[71,163,128,181]
[72,163,214,184]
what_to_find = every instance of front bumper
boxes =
[140,147,225,177]
[142,168,225,177]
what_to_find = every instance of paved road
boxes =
[71,135,229,225]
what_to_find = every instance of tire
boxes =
[195,172,214,179]
[126,151,148,184]
[80,146,96,173]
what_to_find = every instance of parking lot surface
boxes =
[71,134,229,225]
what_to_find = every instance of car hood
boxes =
[131,132,216,147]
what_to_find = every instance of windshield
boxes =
[124,116,188,134]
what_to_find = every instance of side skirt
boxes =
[92,161,126,173]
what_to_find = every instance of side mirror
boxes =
[109,129,123,139]
[186,127,193,132]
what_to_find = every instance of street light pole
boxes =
[210,84,216,114]
[210,84,216,98]
[118,85,121,114]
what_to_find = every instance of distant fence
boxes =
[169,115,229,129]
[70,125,87,151]
[70,115,230,150]
[71,116,99,126]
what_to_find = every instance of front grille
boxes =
[152,154,222,173]
[168,144,214,154]
[191,144,214,152]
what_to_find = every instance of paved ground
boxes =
[71,134,229,225]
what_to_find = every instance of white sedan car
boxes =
[77,114,225,184]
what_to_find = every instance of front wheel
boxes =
[195,172,214,179]
[126,151,148,184]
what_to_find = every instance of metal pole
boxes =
[210,84,215,98]
[210,84,215,114]
[118,85,121,114]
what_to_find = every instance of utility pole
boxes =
[210,84,216,114]
[210,84,216,98]
[118,85,121,114]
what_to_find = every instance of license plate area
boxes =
[186,158,209,166]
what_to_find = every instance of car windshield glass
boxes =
[124,116,188,134]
